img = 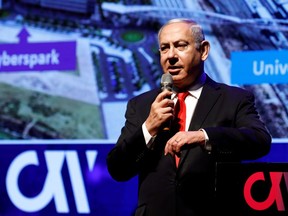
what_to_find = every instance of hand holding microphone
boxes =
[144,73,174,136]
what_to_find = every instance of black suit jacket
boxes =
[107,75,271,216]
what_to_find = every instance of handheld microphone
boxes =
[161,73,173,92]
[160,73,173,131]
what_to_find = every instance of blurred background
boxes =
[0,0,288,215]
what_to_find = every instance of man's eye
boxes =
[176,44,187,51]
[160,47,169,52]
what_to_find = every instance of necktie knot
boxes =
[177,92,189,101]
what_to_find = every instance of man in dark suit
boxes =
[106,18,271,216]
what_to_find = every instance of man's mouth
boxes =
[168,66,181,74]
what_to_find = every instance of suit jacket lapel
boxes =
[190,78,221,130]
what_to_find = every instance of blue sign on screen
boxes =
[231,50,288,85]
[0,28,76,72]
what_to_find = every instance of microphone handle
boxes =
[162,91,171,131]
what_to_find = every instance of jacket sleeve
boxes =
[106,97,153,181]
[203,90,272,161]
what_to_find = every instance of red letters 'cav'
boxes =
[215,162,288,216]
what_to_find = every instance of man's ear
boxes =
[200,40,210,61]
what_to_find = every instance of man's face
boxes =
[159,22,204,89]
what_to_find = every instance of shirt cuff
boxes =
[199,128,212,153]
[142,123,156,148]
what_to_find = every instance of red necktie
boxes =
[174,92,189,167]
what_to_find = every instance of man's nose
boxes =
[167,46,177,58]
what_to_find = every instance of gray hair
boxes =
[157,18,205,50]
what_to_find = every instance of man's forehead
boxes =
[159,27,192,44]
[159,39,187,45]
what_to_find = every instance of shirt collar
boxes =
[172,72,206,99]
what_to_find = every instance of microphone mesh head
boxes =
[161,73,173,91]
